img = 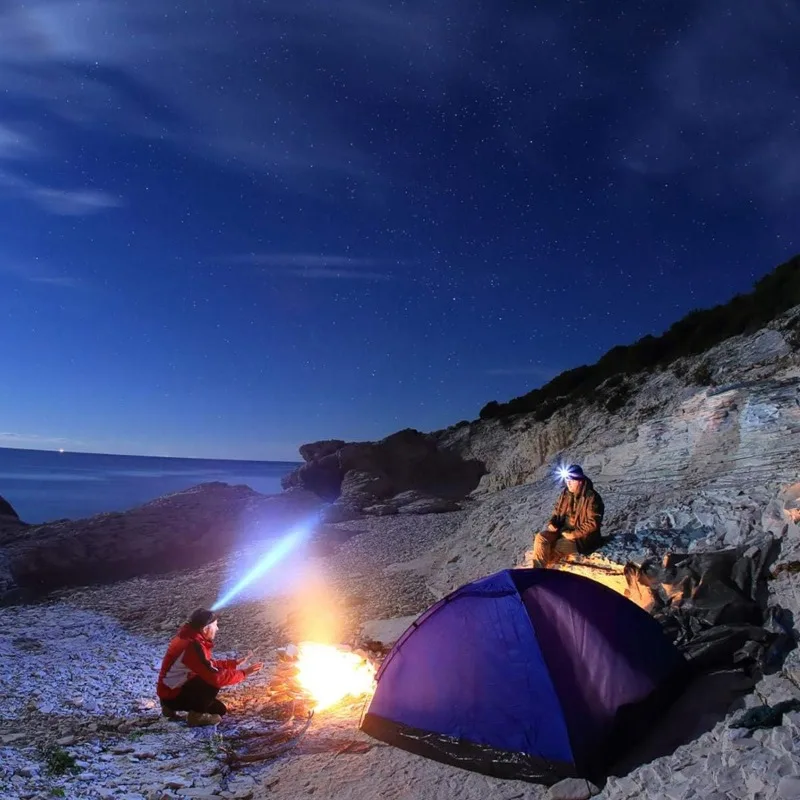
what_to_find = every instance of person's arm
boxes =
[183,642,247,689]
[548,494,565,530]
[565,493,604,540]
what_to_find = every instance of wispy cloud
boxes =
[2,0,791,211]
[0,432,85,449]
[0,0,557,185]
[0,124,120,214]
[230,254,382,268]
[227,252,399,280]
[0,261,81,288]
[0,169,122,216]
[33,187,123,216]
[0,124,38,159]
[619,1,800,202]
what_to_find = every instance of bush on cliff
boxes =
[479,253,800,421]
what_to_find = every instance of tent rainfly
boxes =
[360,568,688,785]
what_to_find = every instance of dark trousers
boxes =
[163,677,227,715]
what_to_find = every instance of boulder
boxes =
[362,503,398,517]
[299,439,346,463]
[282,428,486,508]
[393,491,461,515]
[1,482,323,599]
[339,470,394,508]
[546,778,600,800]
[320,501,362,523]
[281,453,342,499]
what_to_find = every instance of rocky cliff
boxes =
[281,427,485,521]
[0,483,322,601]
[417,307,799,592]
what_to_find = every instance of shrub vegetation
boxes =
[479,254,800,421]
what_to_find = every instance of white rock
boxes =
[546,777,600,799]
[779,776,800,799]
[15,766,37,778]
[163,775,193,789]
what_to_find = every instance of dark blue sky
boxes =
[1,1,798,460]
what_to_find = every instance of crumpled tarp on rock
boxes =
[622,539,795,673]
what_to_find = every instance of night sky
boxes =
[1,1,798,461]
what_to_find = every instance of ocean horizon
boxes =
[0,447,300,524]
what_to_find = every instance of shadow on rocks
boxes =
[608,668,755,779]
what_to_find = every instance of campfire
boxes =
[223,641,383,767]
[265,642,379,713]
[295,642,377,711]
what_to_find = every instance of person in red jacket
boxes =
[157,608,263,726]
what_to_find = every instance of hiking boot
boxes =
[186,712,222,727]
[161,702,178,720]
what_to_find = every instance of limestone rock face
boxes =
[1,482,322,599]
[282,428,486,512]
[426,308,800,595]
[339,470,394,507]
[438,319,799,497]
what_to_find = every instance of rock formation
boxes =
[1,482,322,600]
[425,310,800,612]
[0,494,20,521]
[282,427,486,521]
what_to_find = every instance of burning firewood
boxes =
[221,641,380,769]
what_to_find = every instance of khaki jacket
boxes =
[548,477,604,554]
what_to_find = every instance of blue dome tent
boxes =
[360,568,688,785]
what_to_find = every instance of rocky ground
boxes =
[0,512,475,800]
[1,500,800,800]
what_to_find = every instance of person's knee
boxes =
[531,534,554,569]
[532,532,549,550]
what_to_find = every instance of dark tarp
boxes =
[606,540,796,779]
[622,539,795,674]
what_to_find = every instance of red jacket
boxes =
[157,624,246,700]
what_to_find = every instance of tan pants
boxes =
[530,530,578,569]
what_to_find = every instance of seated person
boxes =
[157,608,263,727]
[531,464,604,569]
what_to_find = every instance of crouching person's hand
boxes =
[243,662,263,677]
[236,650,254,667]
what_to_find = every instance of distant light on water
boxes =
[211,518,316,611]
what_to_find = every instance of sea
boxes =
[0,447,299,524]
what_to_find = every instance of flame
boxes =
[295,642,376,711]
